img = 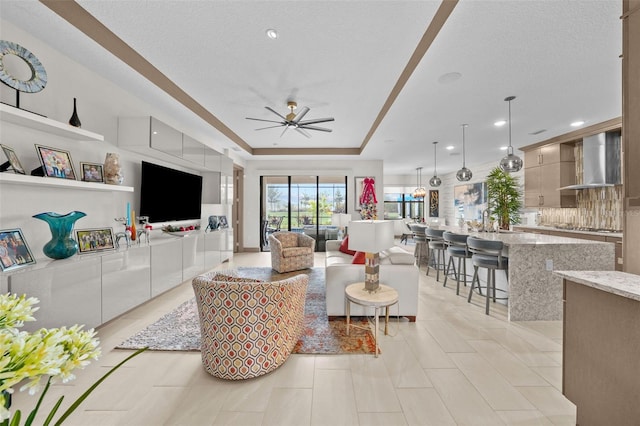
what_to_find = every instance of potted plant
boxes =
[486,167,523,230]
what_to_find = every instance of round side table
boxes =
[345,283,399,357]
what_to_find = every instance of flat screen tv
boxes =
[140,161,203,223]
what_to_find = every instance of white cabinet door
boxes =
[182,134,204,165]
[150,117,182,158]
[9,258,102,331]
[151,239,183,297]
[101,247,151,322]
[182,234,205,280]
[204,232,223,270]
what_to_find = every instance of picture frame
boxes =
[0,144,26,174]
[79,161,104,183]
[218,215,228,229]
[454,182,488,221]
[75,227,116,254]
[34,144,77,180]
[0,228,36,271]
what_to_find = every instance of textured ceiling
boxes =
[0,0,622,175]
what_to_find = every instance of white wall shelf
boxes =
[0,103,104,142]
[0,172,133,192]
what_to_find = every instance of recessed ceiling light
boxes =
[446,145,455,150]
[500,146,509,151]
[266,29,278,39]
[571,120,585,127]
[494,120,507,127]
[437,72,462,84]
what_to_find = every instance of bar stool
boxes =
[425,228,446,281]
[466,236,509,315]
[409,224,428,269]
[442,231,472,295]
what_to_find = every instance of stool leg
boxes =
[436,249,442,282]
[492,269,497,302]
[485,268,492,315]
[443,255,453,287]
[456,256,462,295]
[426,245,431,276]
[462,257,468,287]
[468,266,479,303]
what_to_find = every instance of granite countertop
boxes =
[554,270,640,302]
[513,225,623,238]
[435,226,612,246]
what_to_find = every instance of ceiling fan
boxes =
[246,101,334,138]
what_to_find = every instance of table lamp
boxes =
[348,220,395,292]
[331,213,351,239]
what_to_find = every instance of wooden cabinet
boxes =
[606,235,623,271]
[523,143,577,207]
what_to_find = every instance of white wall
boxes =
[243,159,383,249]
[0,21,232,257]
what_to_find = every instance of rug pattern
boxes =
[117,267,376,354]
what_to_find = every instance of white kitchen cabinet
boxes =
[182,134,204,166]
[101,247,151,322]
[182,234,205,280]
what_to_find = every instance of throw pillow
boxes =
[339,236,356,255]
[352,251,366,264]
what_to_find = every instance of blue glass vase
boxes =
[33,211,86,259]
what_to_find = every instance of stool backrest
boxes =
[425,228,444,239]
[443,231,468,247]
[409,224,426,235]
[467,236,505,267]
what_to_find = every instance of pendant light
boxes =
[429,141,441,187]
[413,167,426,199]
[499,96,523,173]
[456,124,473,182]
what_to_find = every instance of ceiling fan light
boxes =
[456,167,473,182]
[429,175,441,187]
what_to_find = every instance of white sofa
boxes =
[325,240,419,321]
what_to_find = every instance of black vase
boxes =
[68,97,81,128]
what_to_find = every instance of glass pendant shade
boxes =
[430,141,441,187]
[456,124,472,182]
[413,167,426,198]
[499,96,523,173]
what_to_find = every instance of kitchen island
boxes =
[554,270,640,426]
[429,226,614,320]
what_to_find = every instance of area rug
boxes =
[116,267,376,354]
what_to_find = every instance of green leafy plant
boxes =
[1,293,146,426]
[486,167,523,230]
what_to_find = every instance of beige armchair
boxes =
[192,269,308,380]
[268,231,315,273]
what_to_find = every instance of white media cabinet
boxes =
[0,104,233,331]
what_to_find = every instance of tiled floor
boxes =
[11,246,575,425]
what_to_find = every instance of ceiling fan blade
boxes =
[295,127,312,138]
[255,124,285,130]
[246,117,284,124]
[265,106,287,120]
[292,106,310,123]
[298,117,335,125]
[300,125,332,132]
[280,126,290,137]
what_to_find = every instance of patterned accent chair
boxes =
[192,269,308,380]
[268,231,315,273]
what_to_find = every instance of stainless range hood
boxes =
[558,131,621,190]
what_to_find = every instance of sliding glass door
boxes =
[261,175,347,251]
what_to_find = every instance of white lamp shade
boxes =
[331,213,351,228]
[348,220,394,253]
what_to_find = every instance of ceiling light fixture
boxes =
[571,120,585,127]
[499,96,523,173]
[446,145,455,150]
[456,124,472,182]
[429,141,441,187]
[265,29,278,39]
[494,120,507,127]
[413,167,426,199]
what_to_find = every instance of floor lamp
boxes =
[348,220,395,292]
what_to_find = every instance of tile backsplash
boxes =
[538,141,624,230]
